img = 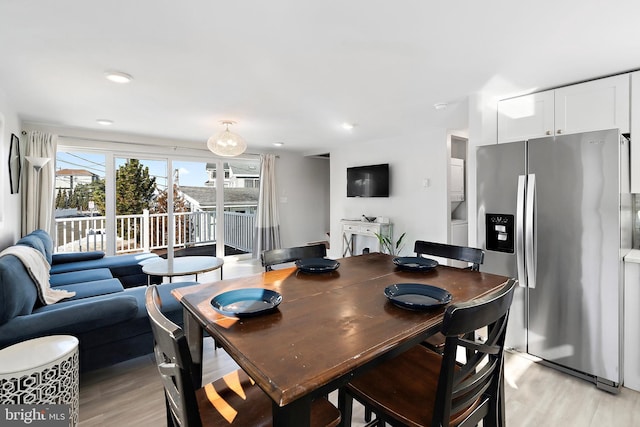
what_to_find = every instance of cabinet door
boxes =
[554,74,630,136]
[497,90,554,143]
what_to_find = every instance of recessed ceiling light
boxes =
[342,122,355,130]
[273,142,284,147]
[96,119,113,126]
[104,71,133,84]
[434,103,448,110]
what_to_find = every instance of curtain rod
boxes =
[22,131,280,158]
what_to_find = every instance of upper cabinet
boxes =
[498,74,630,143]
[498,91,554,143]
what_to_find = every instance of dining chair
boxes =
[144,285,341,427]
[340,278,516,427]
[261,243,327,271]
[414,240,484,271]
[414,240,485,355]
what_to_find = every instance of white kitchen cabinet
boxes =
[631,71,640,193]
[554,74,629,136]
[497,74,630,143]
[497,90,554,143]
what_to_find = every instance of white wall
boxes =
[329,127,449,258]
[275,153,330,248]
[0,88,22,250]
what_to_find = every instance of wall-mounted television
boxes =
[347,163,389,197]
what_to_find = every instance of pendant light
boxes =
[207,120,247,157]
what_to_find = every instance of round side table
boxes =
[0,335,79,426]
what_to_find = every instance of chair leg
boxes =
[337,388,353,427]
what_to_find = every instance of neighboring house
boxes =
[178,186,260,215]
[55,168,99,193]
[203,161,260,188]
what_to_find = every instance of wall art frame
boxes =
[8,133,21,194]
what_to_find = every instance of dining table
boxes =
[171,252,511,427]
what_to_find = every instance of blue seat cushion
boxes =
[49,268,113,286]
[51,279,124,300]
[51,251,105,265]
[50,252,159,275]
[0,294,140,347]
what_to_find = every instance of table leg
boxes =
[183,309,203,388]
[220,266,223,280]
[272,398,312,427]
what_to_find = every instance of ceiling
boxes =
[1,1,639,154]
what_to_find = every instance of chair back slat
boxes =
[261,243,327,271]
[414,240,484,271]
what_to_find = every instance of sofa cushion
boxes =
[51,251,105,265]
[51,279,124,300]
[49,268,113,286]
[0,294,140,347]
[15,235,46,258]
[29,229,54,265]
[50,252,158,275]
[0,255,38,324]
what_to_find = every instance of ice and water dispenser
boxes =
[485,214,515,253]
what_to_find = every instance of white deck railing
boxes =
[54,210,255,254]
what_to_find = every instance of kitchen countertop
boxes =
[624,249,640,264]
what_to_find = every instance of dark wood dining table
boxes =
[171,252,510,427]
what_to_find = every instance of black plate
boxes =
[295,257,340,273]
[384,283,452,310]
[211,288,282,317]
[393,256,438,272]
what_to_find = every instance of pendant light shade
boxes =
[207,121,247,157]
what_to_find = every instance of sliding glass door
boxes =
[56,147,259,259]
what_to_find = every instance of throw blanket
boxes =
[0,245,75,305]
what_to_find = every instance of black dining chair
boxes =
[413,240,486,355]
[144,285,341,427]
[414,240,484,271]
[261,243,327,271]
[339,278,516,427]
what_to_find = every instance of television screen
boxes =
[347,163,389,197]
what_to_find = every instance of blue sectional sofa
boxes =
[0,229,197,372]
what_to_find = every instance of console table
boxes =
[341,219,392,256]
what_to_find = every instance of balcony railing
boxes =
[54,210,255,255]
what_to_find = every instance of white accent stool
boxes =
[0,335,79,426]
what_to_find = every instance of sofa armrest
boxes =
[0,295,138,348]
[52,251,105,265]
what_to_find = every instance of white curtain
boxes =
[21,131,56,235]
[253,154,281,258]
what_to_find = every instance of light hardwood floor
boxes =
[78,259,640,426]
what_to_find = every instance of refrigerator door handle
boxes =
[516,175,527,288]
[525,174,536,288]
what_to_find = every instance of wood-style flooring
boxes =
[78,259,640,426]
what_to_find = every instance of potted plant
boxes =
[375,232,406,256]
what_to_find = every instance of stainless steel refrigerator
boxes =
[477,128,632,392]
